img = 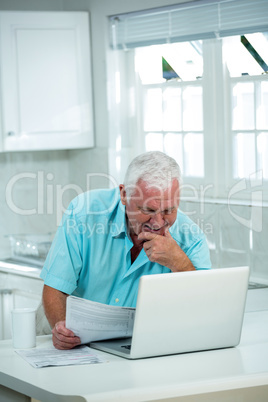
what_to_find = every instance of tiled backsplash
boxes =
[0,148,108,260]
[180,200,268,285]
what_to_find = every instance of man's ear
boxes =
[119,184,127,205]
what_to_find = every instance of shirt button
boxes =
[115,298,119,303]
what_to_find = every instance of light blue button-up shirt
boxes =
[40,188,211,307]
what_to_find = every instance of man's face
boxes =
[119,179,180,238]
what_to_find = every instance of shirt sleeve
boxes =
[184,233,211,270]
[170,211,212,270]
[40,201,83,294]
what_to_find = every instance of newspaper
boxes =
[66,295,135,344]
[16,346,107,368]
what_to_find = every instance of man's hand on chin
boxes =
[138,229,195,272]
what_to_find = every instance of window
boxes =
[135,41,204,179]
[224,33,268,181]
[108,0,268,200]
[132,32,268,198]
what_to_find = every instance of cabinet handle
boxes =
[7,131,15,136]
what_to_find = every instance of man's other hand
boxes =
[52,320,81,350]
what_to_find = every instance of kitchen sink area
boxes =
[0,233,53,340]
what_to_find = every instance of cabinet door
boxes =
[0,12,94,151]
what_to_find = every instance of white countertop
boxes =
[0,289,268,402]
[245,287,268,312]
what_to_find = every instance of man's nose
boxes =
[150,212,165,227]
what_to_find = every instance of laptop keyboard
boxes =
[121,344,131,350]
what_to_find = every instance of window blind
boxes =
[109,0,268,49]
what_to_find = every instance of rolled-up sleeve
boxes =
[40,202,83,294]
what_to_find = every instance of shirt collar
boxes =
[112,198,127,238]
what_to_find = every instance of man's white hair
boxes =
[123,151,182,198]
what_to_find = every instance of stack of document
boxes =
[66,296,136,344]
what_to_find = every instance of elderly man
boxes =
[40,151,211,349]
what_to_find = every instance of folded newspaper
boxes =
[16,346,107,368]
[66,295,136,344]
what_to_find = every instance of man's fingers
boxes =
[53,326,79,341]
[143,240,151,251]
[55,321,76,337]
[138,232,158,242]
[52,320,81,350]
[52,334,80,350]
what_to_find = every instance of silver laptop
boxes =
[90,266,249,359]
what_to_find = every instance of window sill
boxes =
[180,197,268,208]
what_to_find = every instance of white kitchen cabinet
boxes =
[0,11,94,151]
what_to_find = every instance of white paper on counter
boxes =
[66,295,136,344]
[16,346,107,368]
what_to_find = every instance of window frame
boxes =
[224,70,268,202]
[131,37,268,203]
